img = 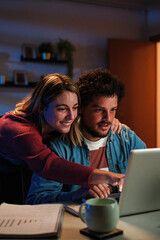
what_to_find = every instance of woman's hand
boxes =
[112,118,130,134]
[89,169,124,192]
[105,171,124,192]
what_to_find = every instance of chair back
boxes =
[0,156,32,204]
[0,114,32,204]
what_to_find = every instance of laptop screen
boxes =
[117,148,160,217]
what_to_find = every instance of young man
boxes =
[26,68,146,204]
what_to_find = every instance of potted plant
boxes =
[38,42,53,60]
[57,38,76,78]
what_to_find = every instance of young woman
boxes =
[0,73,124,189]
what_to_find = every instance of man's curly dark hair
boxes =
[77,68,125,107]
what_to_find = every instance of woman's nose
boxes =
[67,110,74,120]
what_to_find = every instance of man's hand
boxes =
[71,184,112,201]
[112,118,130,134]
[88,184,112,198]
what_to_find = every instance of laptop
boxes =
[65,148,160,217]
[116,148,160,217]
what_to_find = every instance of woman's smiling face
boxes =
[43,91,78,134]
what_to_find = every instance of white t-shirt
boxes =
[83,136,109,170]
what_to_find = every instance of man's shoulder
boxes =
[110,126,133,139]
[120,126,143,140]
[111,126,146,148]
[0,112,38,136]
[120,125,135,136]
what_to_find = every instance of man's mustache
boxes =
[98,121,112,125]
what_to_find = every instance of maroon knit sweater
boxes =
[0,112,93,187]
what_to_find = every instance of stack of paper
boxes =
[0,203,64,238]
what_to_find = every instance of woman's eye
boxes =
[57,108,66,111]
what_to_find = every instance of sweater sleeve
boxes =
[0,113,94,187]
[12,130,93,187]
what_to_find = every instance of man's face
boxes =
[80,95,118,141]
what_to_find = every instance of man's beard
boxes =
[82,121,111,139]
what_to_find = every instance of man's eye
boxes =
[111,108,117,113]
[73,106,78,110]
[95,109,102,112]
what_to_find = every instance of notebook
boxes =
[0,203,64,238]
[118,148,160,217]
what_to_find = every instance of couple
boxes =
[25,68,146,204]
[0,68,125,195]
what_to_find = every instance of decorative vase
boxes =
[42,52,51,60]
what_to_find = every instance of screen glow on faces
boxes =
[43,91,78,134]
[81,95,118,141]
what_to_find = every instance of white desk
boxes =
[60,210,160,240]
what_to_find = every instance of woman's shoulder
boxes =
[0,111,38,135]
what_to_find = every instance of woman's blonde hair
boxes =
[14,73,82,145]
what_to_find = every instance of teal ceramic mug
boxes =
[79,198,119,233]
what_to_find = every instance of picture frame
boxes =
[13,70,28,86]
[22,44,36,59]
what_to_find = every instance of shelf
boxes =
[0,54,68,89]
[21,56,67,64]
[0,82,36,88]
